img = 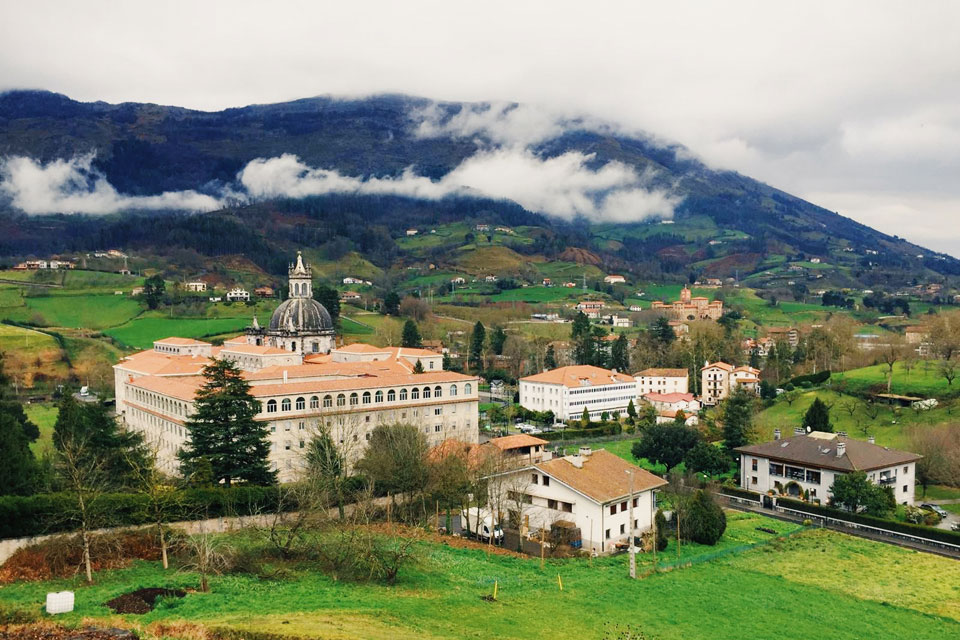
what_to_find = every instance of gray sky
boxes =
[2,1,959,254]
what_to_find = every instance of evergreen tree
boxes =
[654,509,668,551]
[571,312,595,365]
[545,344,557,369]
[652,316,676,346]
[631,423,700,470]
[53,396,148,491]
[611,333,630,372]
[626,398,637,420]
[683,489,727,545]
[307,426,347,519]
[0,354,39,443]
[582,406,591,425]
[0,412,41,496]
[142,274,166,310]
[489,326,508,356]
[469,321,486,370]
[802,397,832,432]
[401,319,422,348]
[413,359,425,374]
[313,284,341,325]
[383,291,401,316]
[830,471,895,516]
[179,359,276,487]
[684,442,733,476]
[721,386,754,453]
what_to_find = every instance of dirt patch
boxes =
[0,624,138,640]
[103,588,185,615]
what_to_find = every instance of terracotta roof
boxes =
[644,392,696,403]
[522,365,636,388]
[635,368,688,378]
[732,365,761,374]
[535,450,667,503]
[488,434,549,451]
[735,433,921,473]
[702,361,734,371]
[335,344,439,358]
[115,351,212,376]
[154,337,210,346]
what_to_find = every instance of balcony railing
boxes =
[878,476,897,485]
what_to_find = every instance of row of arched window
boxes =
[263,383,472,414]
[129,387,189,417]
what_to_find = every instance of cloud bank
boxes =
[0,154,224,214]
[2,145,681,222]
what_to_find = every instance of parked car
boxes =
[920,503,949,518]
[952,522,960,532]
[460,507,504,544]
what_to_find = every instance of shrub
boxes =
[682,490,726,545]
[654,509,668,551]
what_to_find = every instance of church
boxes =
[245,251,336,355]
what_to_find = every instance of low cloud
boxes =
[0,154,223,214]
[239,149,680,222]
[412,102,569,147]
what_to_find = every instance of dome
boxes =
[268,297,334,333]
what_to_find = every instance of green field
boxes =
[1,517,957,639]
[489,286,581,303]
[17,295,143,329]
[24,402,58,455]
[104,316,252,349]
[834,360,956,398]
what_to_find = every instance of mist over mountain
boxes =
[0,90,955,284]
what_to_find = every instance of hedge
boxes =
[787,370,831,388]
[0,486,287,540]
[777,498,960,546]
[538,424,622,442]
[720,487,763,502]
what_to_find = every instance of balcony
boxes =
[878,476,897,485]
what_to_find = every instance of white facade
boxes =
[519,365,638,420]
[226,287,250,301]
[701,362,760,405]
[635,368,689,396]
[185,281,207,292]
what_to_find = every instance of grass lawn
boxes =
[489,286,580,303]
[104,316,253,349]
[339,316,375,335]
[1,520,957,639]
[20,295,143,330]
[834,360,956,398]
[24,402,58,455]
[923,485,960,501]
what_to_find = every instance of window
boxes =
[543,476,550,487]
[284,423,290,431]
[284,441,291,450]
[323,395,332,408]
[312,342,319,353]
[423,387,431,399]
[620,501,627,512]
[605,529,611,540]
[751,458,758,471]
[281,398,291,412]
[270,425,276,433]
[561,501,572,513]
[375,390,383,403]
[429,361,435,369]
[434,425,442,432]
[349,393,358,406]
[365,415,370,423]
[434,407,442,416]
[903,485,908,493]
[296,397,305,411]
[266,399,277,413]
[299,440,305,449]
[434,385,442,398]
[411,388,419,400]
[903,466,909,473]
[805,470,821,484]
[751,476,758,485]
[298,422,304,430]
[464,383,472,395]
[362,392,371,405]
[632,497,638,508]
[336,394,346,407]
[449,385,458,397]
[310,396,319,409]
[620,524,625,535]
[532,474,539,484]
[387,389,396,402]
[609,505,616,515]
[547,499,557,510]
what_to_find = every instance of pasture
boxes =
[104,316,252,349]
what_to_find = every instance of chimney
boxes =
[567,455,583,469]
[579,446,593,457]
[836,442,846,457]
[867,435,875,445]
[794,427,805,436]
[773,429,781,440]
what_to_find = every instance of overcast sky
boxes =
[2,1,959,254]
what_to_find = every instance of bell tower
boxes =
[289,251,313,299]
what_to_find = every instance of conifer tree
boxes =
[802,397,832,432]
[469,321,486,370]
[313,284,341,325]
[179,359,276,487]
[721,386,755,452]
[611,333,630,372]
[413,359,425,374]
[545,344,557,369]
[0,355,41,495]
[401,319,422,348]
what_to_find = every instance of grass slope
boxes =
[834,360,956,398]
[105,317,252,349]
[24,402,58,455]
[21,296,143,330]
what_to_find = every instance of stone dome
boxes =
[268,297,334,333]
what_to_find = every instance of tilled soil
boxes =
[0,626,137,640]
[103,588,185,615]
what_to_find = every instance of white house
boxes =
[735,430,921,505]
[604,275,626,284]
[576,300,605,319]
[643,392,700,426]
[226,287,250,302]
[634,367,688,396]
[185,281,207,292]
[701,362,760,405]
[611,315,632,328]
[406,229,419,236]
[488,447,667,553]
[519,365,638,421]
[451,277,466,285]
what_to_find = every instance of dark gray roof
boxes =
[268,297,334,333]
[735,434,921,472]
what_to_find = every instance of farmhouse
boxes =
[185,281,207,292]
[519,365,637,421]
[489,447,666,553]
[254,285,275,297]
[701,362,760,405]
[576,300,605,318]
[603,275,626,284]
[340,291,362,302]
[634,367,688,396]
[736,430,921,505]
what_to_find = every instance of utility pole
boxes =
[627,469,636,579]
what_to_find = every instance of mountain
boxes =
[0,89,956,287]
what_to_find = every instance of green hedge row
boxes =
[0,486,286,539]
[777,498,960,546]
[720,487,763,502]
[539,424,623,442]
[787,370,831,388]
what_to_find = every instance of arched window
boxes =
[349,393,358,406]
[336,394,346,407]
[449,384,458,397]
[266,399,277,413]
[296,397,305,411]
[323,395,332,408]
[422,386,431,399]
[362,391,371,405]
[411,388,419,400]
[464,383,472,395]
[281,398,291,412]
[375,390,383,403]
[434,385,442,398]
[310,396,319,409]
[387,389,396,402]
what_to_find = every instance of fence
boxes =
[645,524,808,575]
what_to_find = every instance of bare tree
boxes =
[125,444,183,569]
[929,313,960,360]
[938,359,958,387]
[180,524,231,592]
[56,433,107,583]
[878,334,907,393]
[909,425,960,497]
